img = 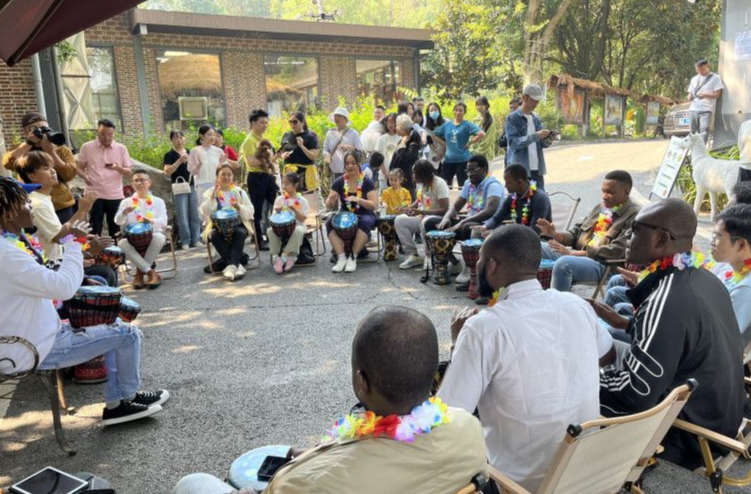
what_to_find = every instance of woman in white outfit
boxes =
[188,125,228,200]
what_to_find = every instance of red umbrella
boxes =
[0,0,143,66]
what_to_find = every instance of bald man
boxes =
[599,198,744,470]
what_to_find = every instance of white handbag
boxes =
[172,176,191,195]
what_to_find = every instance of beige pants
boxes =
[118,232,166,273]
[267,225,306,256]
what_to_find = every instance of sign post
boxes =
[649,136,690,200]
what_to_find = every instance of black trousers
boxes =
[84,265,118,287]
[530,171,545,190]
[247,172,279,240]
[210,226,248,266]
[441,161,468,189]
[90,198,121,236]
[56,204,77,224]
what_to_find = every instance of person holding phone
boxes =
[279,112,320,193]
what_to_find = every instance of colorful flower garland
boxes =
[343,173,364,212]
[509,181,538,226]
[588,205,621,246]
[466,177,488,214]
[131,194,155,222]
[488,287,508,307]
[326,397,450,443]
[1,229,46,263]
[282,192,302,212]
[637,252,716,283]
[417,186,432,210]
[724,258,751,287]
[217,187,240,209]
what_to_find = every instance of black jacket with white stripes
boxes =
[600,266,745,469]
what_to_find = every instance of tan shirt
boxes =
[560,198,640,262]
[265,407,488,494]
[3,145,77,211]
[29,191,63,260]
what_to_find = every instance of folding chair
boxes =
[546,191,581,232]
[573,258,626,300]
[454,473,490,494]
[0,336,76,455]
[206,222,262,274]
[302,190,327,257]
[116,225,178,284]
[488,380,696,494]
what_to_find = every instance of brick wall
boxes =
[0,59,36,146]
[222,51,266,129]
[112,45,144,135]
[320,56,357,109]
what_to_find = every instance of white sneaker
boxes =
[180,244,189,251]
[400,255,423,270]
[456,264,471,283]
[423,256,432,270]
[448,261,463,277]
[332,257,347,273]
[223,265,237,281]
[345,256,357,273]
[235,265,246,279]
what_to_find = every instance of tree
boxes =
[521,0,579,84]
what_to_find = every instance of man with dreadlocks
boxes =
[0,177,170,426]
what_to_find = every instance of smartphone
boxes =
[257,455,291,481]
[104,163,114,167]
[10,467,88,494]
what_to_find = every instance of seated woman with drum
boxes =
[325,151,378,273]
[114,170,168,289]
[0,177,169,426]
[268,173,310,274]
[199,164,254,282]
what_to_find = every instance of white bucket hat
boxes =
[329,107,351,125]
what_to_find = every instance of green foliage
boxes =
[55,41,77,65]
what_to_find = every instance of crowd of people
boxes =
[2,78,751,493]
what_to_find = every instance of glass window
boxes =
[156,50,225,131]
[264,55,319,118]
[356,60,403,103]
[86,47,122,130]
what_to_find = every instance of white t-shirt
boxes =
[375,133,402,170]
[438,280,603,492]
[418,176,450,208]
[272,194,310,226]
[687,73,724,113]
[30,191,63,260]
[188,145,225,186]
[525,114,539,172]
[738,119,751,170]
[360,120,384,153]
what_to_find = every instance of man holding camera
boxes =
[78,119,133,236]
[3,111,78,223]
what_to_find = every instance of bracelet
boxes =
[59,234,88,246]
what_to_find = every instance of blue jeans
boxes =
[174,187,202,247]
[540,242,606,292]
[38,322,142,403]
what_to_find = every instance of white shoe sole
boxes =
[400,260,423,270]
[102,404,163,426]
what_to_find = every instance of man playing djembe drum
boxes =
[115,170,168,289]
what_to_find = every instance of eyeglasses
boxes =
[710,232,743,246]
[631,220,676,240]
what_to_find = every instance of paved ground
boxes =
[1,139,744,493]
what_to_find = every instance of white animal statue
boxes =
[684,133,739,220]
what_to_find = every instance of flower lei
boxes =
[637,252,716,283]
[724,258,751,287]
[588,205,621,246]
[217,187,240,209]
[510,181,538,226]
[1,229,46,262]
[282,192,302,212]
[488,287,508,307]
[343,173,364,212]
[466,177,488,214]
[417,185,432,210]
[131,194,155,222]
[326,397,450,444]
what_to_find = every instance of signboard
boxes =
[604,95,624,126]
[557,87,586,124]
[735,30,751,62]
[650,136,690,200]
[646,101,660,125]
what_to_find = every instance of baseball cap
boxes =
[522,84,545,101]
[21,111,47,128]
[695,58,709,66]
[8,177,41,193]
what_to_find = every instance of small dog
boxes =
[256,139,276,174]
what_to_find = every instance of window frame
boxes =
[354,57,405,104]
[262,52,322,117]
[83,44,124,132]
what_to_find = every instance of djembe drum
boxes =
[460,239,484,299]
[537,259,555,290]
[96,246,125,269]
[212,208,241,241]
[332,211,358,257]
[269,211,296,252]
[74,355,108,384]
[426,230,456,285]
[376,214,398,261]
[228,445,292,491]
[118,296,142,323]
[63,286,122,329]
[124,222,153,256]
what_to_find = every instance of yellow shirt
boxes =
[240,131,266,174]
[381,187,412,215]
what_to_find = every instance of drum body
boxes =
[269,211,296,248]
[426,230,456,285]
[461,239,483,299]
[212,208,241,241]
[73,356,108,384]
[332,212,359,256]
[376,214,398,261]
[97,246,125,269]
[63,286,122,329]
[537,259,555,290]
[124,222,153,255]
[119,296,142,323]
[228,445,292,492]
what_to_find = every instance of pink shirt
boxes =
[79,140,132,200]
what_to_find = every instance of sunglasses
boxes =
[631,220,676,240]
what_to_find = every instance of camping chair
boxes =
[206,222,262,274]
[573,259,626,300]
[488,380,696,494]
[547,191,581,232]
[303,190,326,257]
[116,225,179,284]
[0,336,76,455]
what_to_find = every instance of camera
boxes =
[31,125,66,146]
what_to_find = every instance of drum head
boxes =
[378,214,397,222]
[462,239,483,248]
[119,296,141,311]
[539,259,556,270]
[77,286,121,296]
[213,208,239,221]
[270,211,295,225]
[125,222,152,235]
[426,230,456,240]
[333,212,358,229]
[103,246,124,255]
[228,445,291,491]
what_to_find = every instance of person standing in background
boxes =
[506,85,554,190]
[471,96,499,162]
[323,107,363,182]
[361,105,386,156]
[686,58,724,143]
[499,97,522,166]
[163,130,202,249]
[736,111,751,183]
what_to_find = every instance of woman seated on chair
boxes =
[199,164,254,282]
[269,173,310,274]
[325,151,378,273]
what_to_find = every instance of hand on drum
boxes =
[547,239,571,256]
[88,235,115,258]
[69,220,91,238]
[446,220,463,233]
[82,276,104,286]
[437,218,451,230]
[451,307,478,343]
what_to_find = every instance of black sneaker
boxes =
[475,296,489,306]
[455,282,470,292]
[259,241,270,251]
[132,390,170,407]
[102,401,162,426]
[203,260,227,274]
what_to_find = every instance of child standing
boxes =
[381,169,412,215]
[268,173,310,274]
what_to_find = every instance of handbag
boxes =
[172,176,191,195]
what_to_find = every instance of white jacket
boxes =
[199,187,254,241]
